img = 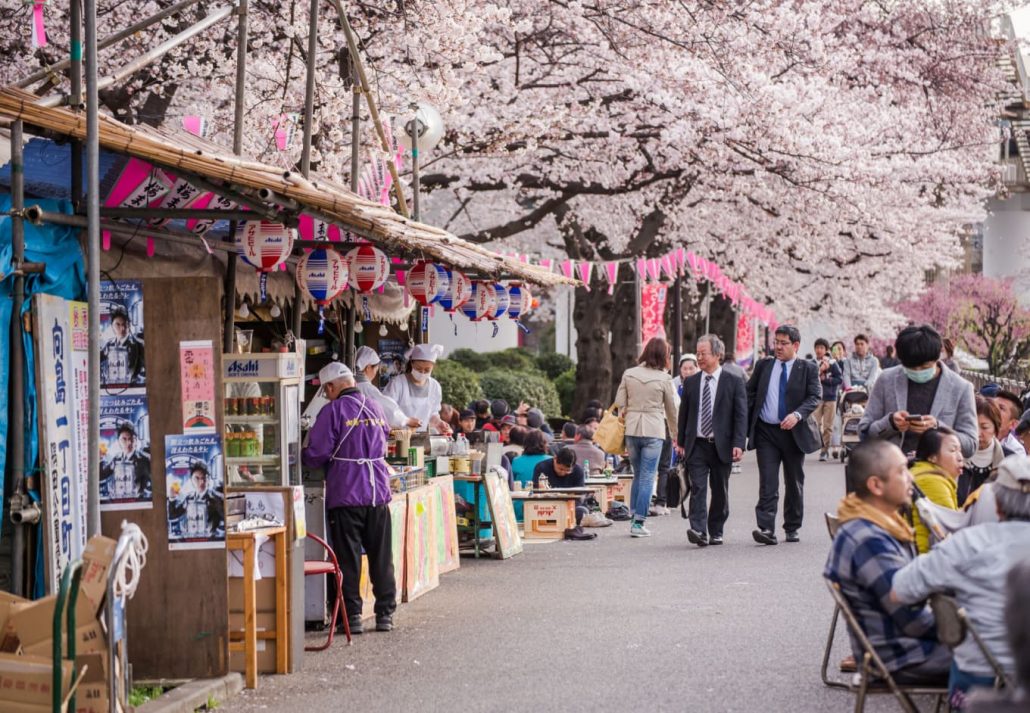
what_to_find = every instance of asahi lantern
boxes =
[438,268,472,312]
[460,281,498,321]
[297,248,349,332]
[406,261,450,306]
[346,244,390,293]
[507,283,533,319]
[235,220,295,300]
[491,282,510,320]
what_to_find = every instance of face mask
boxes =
[904,366,936,384]
[411,371,429,385]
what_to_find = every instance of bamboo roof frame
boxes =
[0,87,574,288]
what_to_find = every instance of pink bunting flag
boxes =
[603,261,619,295]
[30,1,46,48]
[520,254,529,263]
[686,251,700,276]
[647,258,661,282]
[660,254,675,280]
[636,258,647,281]
[560,260,575,280]
[273,113,300,151]
[538,258,554,272]
[577,261,593,291]
[181,115,208,138]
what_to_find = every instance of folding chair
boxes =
[930,594,1014,690]
[304,533,351,650]
[821,513,849,689]
[824,578,947,713]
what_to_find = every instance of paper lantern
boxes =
[406,261,450,307]
[346,244,389,293]
[297,248,348,305]
[491,282,510,320]
[507,283,533,320]
[460,281,497,321]
[235,220,295,300]
[438,269,472,312]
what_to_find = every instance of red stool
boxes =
[304,533,351,650]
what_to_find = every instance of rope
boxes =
[113,521,149,601]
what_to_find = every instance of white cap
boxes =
[408,343,445,363]
[318,361,353,385]
[355,346,380,371]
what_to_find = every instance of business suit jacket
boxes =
[677,370,748,465]
[858,364,978,457]
[746,357,822,454]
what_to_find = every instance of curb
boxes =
[135,673,244,713]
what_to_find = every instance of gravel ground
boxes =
[220,454,942,713]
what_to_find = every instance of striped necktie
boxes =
[701,375,714,438]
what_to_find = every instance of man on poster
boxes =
[303,362,397,635]
[100,423,152,501]
[168,461,225,539]
[101,304,146,386]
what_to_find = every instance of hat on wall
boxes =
[355,346,381,371]
[318,361,353,385]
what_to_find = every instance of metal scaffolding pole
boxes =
[9,120,28,596]
[672,273,682,367]
[294,0,320,344]
[85,0,101,536]
[224,0,248,354]
[344,58,359,366]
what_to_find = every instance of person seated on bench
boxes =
[825,440,951,685]
[891,456,1030,710]
[532,447,588,527]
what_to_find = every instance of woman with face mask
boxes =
[382,343,452,435]
[353,346,420,430]
[858,324,978,461]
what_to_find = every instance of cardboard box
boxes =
[75,652,111,713]
[228,577,277,615]
[522,498,576,539]
[0,652,73,709]
[0,591,28,653]
[79,536,117,615]
[228,639,278,675]
[9,595,105,658]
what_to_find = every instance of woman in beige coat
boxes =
[614,337,679,537]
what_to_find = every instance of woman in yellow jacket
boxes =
[910,426,964,553]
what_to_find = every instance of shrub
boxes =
[553,367,576,417]
[433,359,484,409]
[479,368,562,417]
[536,352,574,380]
[488,347,539,372]
[448,348,492,372]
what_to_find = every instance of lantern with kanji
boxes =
[297,248,349,332]
[460,281,497,321]
[490,282,510,320]
[406,260,450,306]
[438,268,472,312]
[507,283,533,320]
[346,244,390,293]
[235,220,295,300]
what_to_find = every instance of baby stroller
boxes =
[837,388,868,462]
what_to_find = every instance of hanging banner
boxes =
[68,301,90,547]
[33,294,85,593]
[180,340,217,432]
[99,393,153,511]
[735,313,755,368]
[166,433,225,550]
[640,282,668,344]
[100,280,146,392]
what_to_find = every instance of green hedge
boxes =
[478,368,561,417]
[433,359,484,409]
[536,352,574,380]
[553,367,576,418]
[447,348,492,372]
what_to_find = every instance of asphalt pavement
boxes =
[221,454,938,713]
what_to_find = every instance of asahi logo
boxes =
[227,359,259,376]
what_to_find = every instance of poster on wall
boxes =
[377,338,407,388]
[100,280,146,391]
[33,294,86,592]
[179,340,216,432]
[165,433,225,550]
[640,283,668,344]
[99,393,153,510]
[68,301,90,548]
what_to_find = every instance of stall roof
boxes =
[0,88,573,288]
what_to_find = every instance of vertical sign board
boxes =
[179,340,216,433]
[33,294,84,591]
[68,301,90,554]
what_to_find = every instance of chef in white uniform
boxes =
[353,346,420,430]
[382,343,451,435]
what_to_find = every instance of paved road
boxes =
[222,455,936,713]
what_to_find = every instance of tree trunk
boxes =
[608,270,639,401]
[571,271,615,417]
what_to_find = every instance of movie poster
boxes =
[100,280,146,392]
[99,393,153,510]
[165,433,225,550]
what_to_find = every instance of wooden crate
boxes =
[522,497,576,539]
[611,476,634,504]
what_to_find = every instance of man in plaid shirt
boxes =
[824,440,951,682]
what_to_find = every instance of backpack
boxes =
[606,500,632,521]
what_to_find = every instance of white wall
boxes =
[983,194,1030,303]
[553,287,578,363]
[428,307,519,358]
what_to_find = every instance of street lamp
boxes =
[397,101,444,222]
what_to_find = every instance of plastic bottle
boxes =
[539,474,549,490]
[583,459,590,478]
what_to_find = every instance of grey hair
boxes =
[697,334,726,359]
[996,485,1030,521]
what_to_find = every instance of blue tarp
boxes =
[0,195,86,539]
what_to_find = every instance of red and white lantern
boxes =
[438,269,472,312]
[460,281,497,321]
[490,282,510,319]
[346,244,390,293]
[297,248,348,333]
[507,283,533,320]
[235,220,296,300]
[406,261,450,307]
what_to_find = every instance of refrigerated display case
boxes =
[223,352,304,487]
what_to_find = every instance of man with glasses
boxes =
[746,325,822,544]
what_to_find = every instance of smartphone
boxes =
[905,414,923,422]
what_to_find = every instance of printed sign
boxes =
[165,433,225,550]
[33,294,85,592]
[180,340,216,432]
[100,280,146,391]
[68,301,90,550]
[99,393,152,510]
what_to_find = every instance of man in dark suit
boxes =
[746,324,821,545]
[676,334,748,546]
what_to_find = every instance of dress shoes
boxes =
[709,535,723,545]
[752,529,778,545]
[785,531,800,543]
[687,529,708,547]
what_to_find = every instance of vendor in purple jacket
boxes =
[303,361,396,635]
